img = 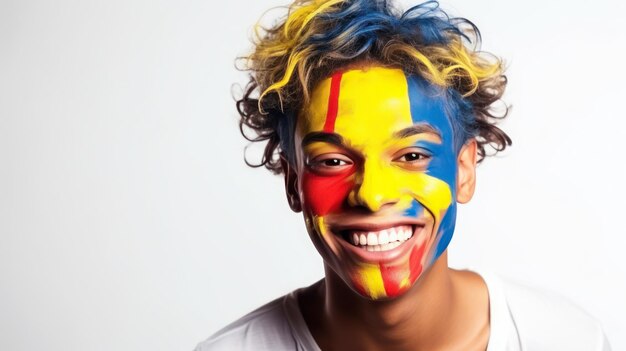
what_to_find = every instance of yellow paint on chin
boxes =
[356,264,387,299]
[317,214,387,298]
[400,277,411,290]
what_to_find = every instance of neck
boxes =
[301,252,489,351]
[331,254,453,350]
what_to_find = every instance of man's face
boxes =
[291,66,465,300]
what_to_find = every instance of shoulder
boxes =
[499,277,611,351]
[194,294,298,351]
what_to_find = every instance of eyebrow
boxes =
[301,132,345,148]
[393,124,441,139]
[301,124,440,148]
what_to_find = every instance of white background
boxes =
[1,0,624,350]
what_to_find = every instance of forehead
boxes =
[299,66,453,145]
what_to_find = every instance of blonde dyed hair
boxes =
[237,0,510,174]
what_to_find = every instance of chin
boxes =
[309,214,438,300]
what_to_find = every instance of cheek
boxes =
[404,200,425,218]
[301,170,355,216]
[403,173,453,223]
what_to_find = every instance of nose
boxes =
[348,159,401,212]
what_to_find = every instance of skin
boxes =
[282,65,490,350]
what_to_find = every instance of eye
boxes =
[307,154,354,175]
[321,159,349,167]
[392,148,431,170]
[398,152,428,162]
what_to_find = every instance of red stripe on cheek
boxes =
[408,241,426,283]
[323,72,343,133]
[302,170,354,216]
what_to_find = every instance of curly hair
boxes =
[237,0,511,174]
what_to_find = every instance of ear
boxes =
[456,139,478,204]
[280,154,302,212]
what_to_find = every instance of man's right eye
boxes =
[322,159,348,166]
[307,154,354,174]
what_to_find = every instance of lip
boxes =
[330,220,426,264]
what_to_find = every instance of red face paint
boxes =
[300,72,352,217]
[379,239,426,298]
[301,167,355,216]
[407,241,426,283]
[379,264,405,298]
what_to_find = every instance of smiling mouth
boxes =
[338,225,415,252]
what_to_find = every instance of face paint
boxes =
[294,66,459,300]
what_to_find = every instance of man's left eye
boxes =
[400,152,427,161]
[395,151,430,162]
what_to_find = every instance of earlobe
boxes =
[280,154,302,212]
[456,139,477,204]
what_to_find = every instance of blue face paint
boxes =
[405,74,459,260]
[405,200,425,218]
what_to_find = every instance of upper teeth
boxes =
[349,225,413,251]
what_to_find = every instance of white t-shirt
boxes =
[196,272,610,350]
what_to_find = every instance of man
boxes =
[197,0,610,349]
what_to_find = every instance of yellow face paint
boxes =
[296,66,458,299]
